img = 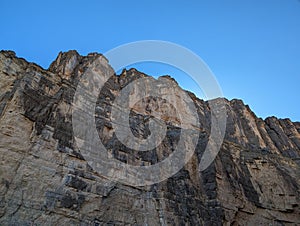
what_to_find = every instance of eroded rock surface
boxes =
[0,50,299,225]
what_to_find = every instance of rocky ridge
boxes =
[0,50,299,225]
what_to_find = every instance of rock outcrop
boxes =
[0,50,299,225]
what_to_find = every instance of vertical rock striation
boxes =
[0,50,299,225]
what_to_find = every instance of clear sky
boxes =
[1,0,299,121]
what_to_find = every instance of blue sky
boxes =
[1,0,299,121]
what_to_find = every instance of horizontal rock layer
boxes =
[0,50,299,225]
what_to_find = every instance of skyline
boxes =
[1,0,299,121]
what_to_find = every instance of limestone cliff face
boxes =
[0,50,299,225]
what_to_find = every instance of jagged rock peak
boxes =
[48,50,81,77]
[0,50,16,57]
[119,68,146,77]
[119,68,179,85]
[48,50,108,79]
[159,75,179,85]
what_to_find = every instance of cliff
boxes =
[0,50,299,225]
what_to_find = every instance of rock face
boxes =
[0,50,299,225]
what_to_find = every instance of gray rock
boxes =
[0,50,299,225]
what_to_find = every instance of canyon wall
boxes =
[0,50,299,225]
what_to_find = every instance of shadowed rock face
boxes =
[0,50,299,225]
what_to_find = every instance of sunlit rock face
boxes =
[0,50,299,225]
